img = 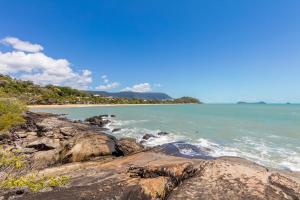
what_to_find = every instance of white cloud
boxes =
[95,75,120,90]
[122,83,152,92]
[100,74,109,83]
[96,82,120,90]
[0,36,92,89]
[1,37,43,53]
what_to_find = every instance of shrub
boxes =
[0,147,25,169]
[0,99,27,133]
[0,147,69,192]
[1,174,69,192]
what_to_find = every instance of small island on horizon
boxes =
[236,101,267,105]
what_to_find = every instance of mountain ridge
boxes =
[87,91,173,100]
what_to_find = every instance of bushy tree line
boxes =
[0,74,201,105]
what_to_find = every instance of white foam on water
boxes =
[109,119,149,127]
[194,138,239,157]
[106,118,300,172]
[196,136,300,172]
[105,118,184,147]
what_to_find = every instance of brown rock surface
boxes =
[117,138,144,155]
[4,112,143,169]
[61,132,119,162]
[2,112,300,200]
[6,149,299,200]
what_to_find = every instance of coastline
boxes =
[27,103,189,109]
[2,111,300,199]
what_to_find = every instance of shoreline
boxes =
[3,111,300,199]
[27,103,191,109]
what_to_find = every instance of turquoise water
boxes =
[31,104,300,171]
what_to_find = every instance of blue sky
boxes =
[0,0,300,103]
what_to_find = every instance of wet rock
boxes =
[142,134,156,140]
[117,138,144,155]
[157,131,169,136]
[84,115,110,127]
[110,115,116,117]
[155,142,214,160]
[112,128,121,132]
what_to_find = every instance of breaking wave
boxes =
[104,117,300,172]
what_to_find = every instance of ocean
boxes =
[30,104,300,171]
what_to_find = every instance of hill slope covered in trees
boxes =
[0,75,201,105]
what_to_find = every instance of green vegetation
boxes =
[0,81,69,192]
[0,99,27,133]
[0,147,69,192]
[172,96,200,104]
[1,174,69,192]
[0,74,201,105]
[0,147,25,169]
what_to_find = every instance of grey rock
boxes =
[142,134,156,140]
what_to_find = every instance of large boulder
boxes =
[61,133,119,162]
[84,115,110,127]
[117,138,144,155]
[32,149,60,169]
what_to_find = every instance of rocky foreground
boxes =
[1,112,300,200]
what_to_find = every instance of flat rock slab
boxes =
[11,150,300,200]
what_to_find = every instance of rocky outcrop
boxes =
[61,132,120,162]
[3,112,143,169]
[8,149,300,200]
[117,138,144,155]
[84,115,110,127]
[2,112,300,200]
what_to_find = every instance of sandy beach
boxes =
[27,103,178,109]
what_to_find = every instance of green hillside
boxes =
[0,75,201,105]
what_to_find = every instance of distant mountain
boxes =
[237,101,266,104]
[87,91,173,100]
